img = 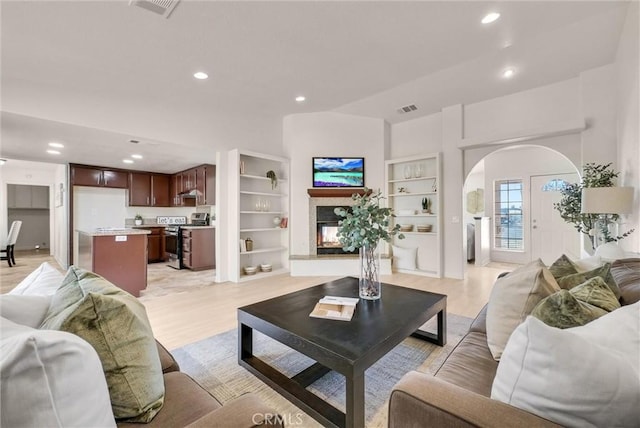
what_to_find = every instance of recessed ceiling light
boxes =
[131,154,143,159]
[46,150,60,155]
[481,12,500,24]
[123,159,134,164]
[295,96,306,102]
[502,67,516,78]
[49,142,64,148]
[193,72,208,80]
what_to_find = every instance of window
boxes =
[494,180,523,250]
[541,178,569,192]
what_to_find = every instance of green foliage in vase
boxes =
[554,163,635,247]
[334,188,404,252]
[134,213,143,220]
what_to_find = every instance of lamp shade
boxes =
[581,187,634,214]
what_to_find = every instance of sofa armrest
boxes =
[184,394,284,428]
[389,372,561,428]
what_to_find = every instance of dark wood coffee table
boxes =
[238,276,446,428]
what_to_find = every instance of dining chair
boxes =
[1,220,22,267]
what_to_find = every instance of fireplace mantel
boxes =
[307,188,371,198]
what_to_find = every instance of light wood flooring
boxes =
[0,250,517,350]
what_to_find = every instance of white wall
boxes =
[53,165,68,268]
[615,1,640,253]
[390,112,442,158]
[283,112,387,256]
[463,78,582,140]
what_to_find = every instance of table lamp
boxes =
[581,186,634,260]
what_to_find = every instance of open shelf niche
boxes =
[385,153,442,277]
[228,149,290,282]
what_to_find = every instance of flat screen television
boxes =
[313,157,364,187]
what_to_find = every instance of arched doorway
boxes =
[463,144,580,268]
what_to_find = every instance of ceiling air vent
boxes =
[129,0,180,18]
[397,104,418,114]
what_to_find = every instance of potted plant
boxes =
[554,163,635,249]
[335,188,404,299]
[134,214,143,226]
[266,170,277,190]
[421,197,432,214]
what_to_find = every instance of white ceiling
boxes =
[0,1,630,173]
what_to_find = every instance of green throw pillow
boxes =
[548,254,580,281]
[556,263,621,299]
[40,266,164,422]
[531,289,607,329]
[570,277,621,313]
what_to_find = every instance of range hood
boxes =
[179,189,201,198]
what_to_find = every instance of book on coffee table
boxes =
[309,296,359,321]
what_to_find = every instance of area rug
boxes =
[172,313,473,428]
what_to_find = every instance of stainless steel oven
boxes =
[165,225,181,269]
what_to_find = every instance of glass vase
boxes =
[359,243,381,300]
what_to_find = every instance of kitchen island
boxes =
[76,228,151,297]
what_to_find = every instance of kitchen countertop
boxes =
[181,225,216,229]
[77,228,152,236]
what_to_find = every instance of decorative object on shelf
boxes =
[273,216,282,227]
[243,266,257,275]
[245,237,253,252]
[334,188,404,300]
[432,180,437,192]
[260,263,272,272]
[400,224,414,232]
[266,170,278,189]
[555,163,635,250]
[279,217,288,228]
[414,164,423,178]
[416,224,432,233]
[134,214,143,226]
[239,161,245,175]
[403,165,412,179]
[397,187,408,193]
[421,197,432,214]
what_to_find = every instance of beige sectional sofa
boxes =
[389,258,640,427]
[1,263,281,428]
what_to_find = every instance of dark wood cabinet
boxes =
[144,227,165,263]
[170,174,182,206]
[72,165,128,188]
[129,172,151,206]
[183,168,197,192]
[128,173,170,207]
[151,175,170,207]
[181,228,215,271]
[193,164,216,206]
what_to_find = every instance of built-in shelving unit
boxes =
[228,149,290,282]
[385,153,442,277]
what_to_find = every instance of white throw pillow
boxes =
[392,245,417,270]
[492,304,640,428]
[8,262,64,296]
[0,317,116,427]
[0,294,52,328]
[486,259,560,360]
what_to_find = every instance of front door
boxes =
[530,174,580,264]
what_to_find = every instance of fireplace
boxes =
[316,206,355,255]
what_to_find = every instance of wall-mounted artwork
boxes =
[466,188,484,214]
[55,183,64,207]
